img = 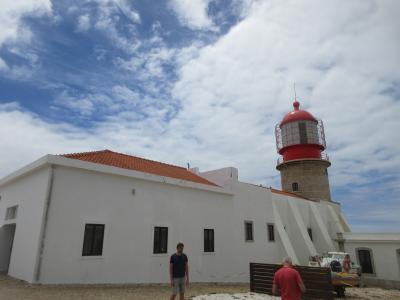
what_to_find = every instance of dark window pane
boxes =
[153,227,160,253]
[245,222,253,241]
[308,228,313,241]
[82,224,104,256]
[268,224,275,242]
[299,122,308,144]
[161,228,168,253]
[93,225,104,255]
[292,182,299,191]
[153,227,168,254]
[204,229,214,252]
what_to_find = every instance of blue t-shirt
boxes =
[170,253,188,278]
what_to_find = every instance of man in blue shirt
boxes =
[170,242,189,300]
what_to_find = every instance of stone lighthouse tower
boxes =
[275,100,331,201]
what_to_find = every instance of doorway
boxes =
[356,248,374,274]
[0,224,16,274]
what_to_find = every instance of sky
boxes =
[0,0,399,232]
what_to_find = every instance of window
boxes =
[153,227,168,254]
[298,122,308,144]
[292,182,299,191]
[204,229,214,252]
[5,205,18,220]
[307,228,313,241]
[267,224,275,242]
[245,221,254,241]
[357,248,374,274]
[82,224,105,256]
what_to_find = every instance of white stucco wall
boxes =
[343,233,400,282]
[38,166,236,284]
[0,166,50,282]
[37,165,347,284]
[229,182,286,279]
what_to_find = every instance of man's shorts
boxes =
[172,277,185,294]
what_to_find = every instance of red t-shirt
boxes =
[273,266,304,300]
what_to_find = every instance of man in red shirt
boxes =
[272,257,306,300]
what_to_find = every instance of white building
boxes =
[340,233,400,288]
[0,151,348,284]
[0,102,398,287]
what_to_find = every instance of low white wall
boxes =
[0,167,50,282]
[344,240,400,282]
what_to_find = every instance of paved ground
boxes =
[1,275,400,300]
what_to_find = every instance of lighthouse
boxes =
[275,100,331,201]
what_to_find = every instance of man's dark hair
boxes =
[177,242,184,248]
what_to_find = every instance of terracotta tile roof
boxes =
[271,188,315,201]
[247,183,313,201]
[61,150,218,187]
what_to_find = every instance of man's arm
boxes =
[296,272,306,293]
[272,282,278,296]
[170,263,174,287]
[185,262,189,285]
[299,282,306,293]
[272,275,278,296]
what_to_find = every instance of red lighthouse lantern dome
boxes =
[275,100,327,162]
[280,101,317,126]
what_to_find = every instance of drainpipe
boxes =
[33,165,55,283]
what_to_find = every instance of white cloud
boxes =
[77,14,91,32]
[0,103,98,176]
[0,0,52,79]
[0,0,52,47]
[54,91,95,116]
[1,0,399,232]
[112,0,140,24]
[169,0,216,30]
[170,0,400,185]
[0,58,8,71]
[92,0,141,54]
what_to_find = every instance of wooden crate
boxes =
[250,263,333,300]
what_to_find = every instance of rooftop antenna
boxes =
[293,82,297,101]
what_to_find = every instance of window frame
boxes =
[203,228,215,253]
[5,205,18,221]
[292,182,299,192]
[153,226,168,254]
[244,221,254,242]
[267,223,275,242]
[82,223,105,257]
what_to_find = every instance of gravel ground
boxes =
[192,293,277,299]
[1,275,399,300]
[0,275,248,300]
[191,287,400,300]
